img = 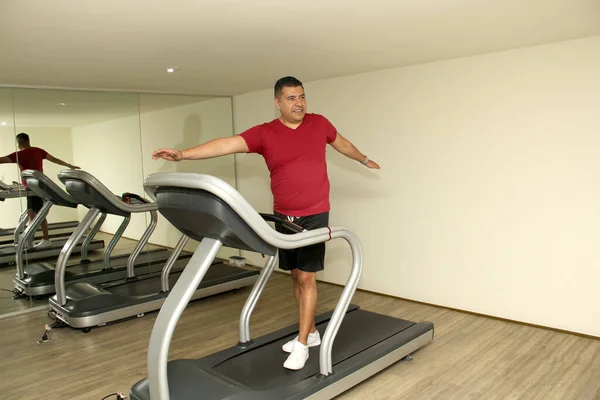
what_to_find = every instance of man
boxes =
[0,133,80,249]
[152,76,380,370]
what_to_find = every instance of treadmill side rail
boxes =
[148,237,223,400]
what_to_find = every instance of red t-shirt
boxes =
[239,113,338,216]
[7,147,48,186]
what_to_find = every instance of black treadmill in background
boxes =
[4,170,105,270]
[47,169,258,331]
[0,179,85,243]
[129,172,434,400]
[12,170,178,297]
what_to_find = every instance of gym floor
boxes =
[0,263,598,399]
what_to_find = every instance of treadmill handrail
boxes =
[259,213,305,233]
[12,209,28,246]
[58,169,157,213]
[142,173,364,399]
[127,209,159,278]
[0,188,26,199]
[0,179,25,191]
[143,173,344,250]
[15,200,54,279]
[55,207,101,305]
[21,169,79,207]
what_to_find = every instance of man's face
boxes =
[275,86,306,123]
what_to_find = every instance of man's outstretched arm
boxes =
[329,132,380,169]
[152,136,250,161]
[46,154,80,169]
[0,156,13,164]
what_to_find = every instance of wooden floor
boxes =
[0,268,598,400]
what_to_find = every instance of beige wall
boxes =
[71,115,147,239]
[233,35,600,336]
[139,96,238,259]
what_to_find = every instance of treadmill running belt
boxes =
[0,220,79,236]
[23,249,177,287]
[0,237,72,255]
[104,262,251,298]
[213,309,415,390]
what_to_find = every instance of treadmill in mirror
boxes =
[0,237,104,267]
[0,220,79,237]
[102,262,255,298]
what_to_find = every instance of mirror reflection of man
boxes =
[0,133,80,249]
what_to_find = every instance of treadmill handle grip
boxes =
[121,192,151,205]
[259,213,305,233]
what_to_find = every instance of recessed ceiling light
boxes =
[166,67,181,73]
[1,122,6,126]
[56,102,68,106]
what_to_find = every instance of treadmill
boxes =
[0,180,80,243]
[13,170,184,297]
[129,173,434,400]
[0,183,31,246]
[0,180,105,268]
[48,169,259,331]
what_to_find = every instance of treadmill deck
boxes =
[48,261,260,327]
[0,237,104,267]
[130,306,434,400]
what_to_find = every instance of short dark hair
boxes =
[16,133,30,146]
[274,76,303,98]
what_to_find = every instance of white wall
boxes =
[139,96,238,259]
[71,116,147,239]
[233,35,600,336]
[14,127,80,223]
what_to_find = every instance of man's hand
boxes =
[365,159,381,169]
[152,148,184,162]
[69,165,80,170]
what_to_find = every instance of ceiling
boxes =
[1,0,599,96]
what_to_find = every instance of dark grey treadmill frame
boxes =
[13,169,164,296]
[128,173,434,400]
[47,169,259,330]
[48,258,257,328]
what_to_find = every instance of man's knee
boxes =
[295,270,316,288]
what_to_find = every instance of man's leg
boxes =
[291,269,318,345]
[41,218,49,240]
[27,209,35,223]
[284,268,318,370]
[30,196,51,248]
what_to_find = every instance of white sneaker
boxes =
[282,330,321,353]
[33,239,52,250]
[283,341,309,370]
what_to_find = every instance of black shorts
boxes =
[274,211,329,273]
[27,195,44,213]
